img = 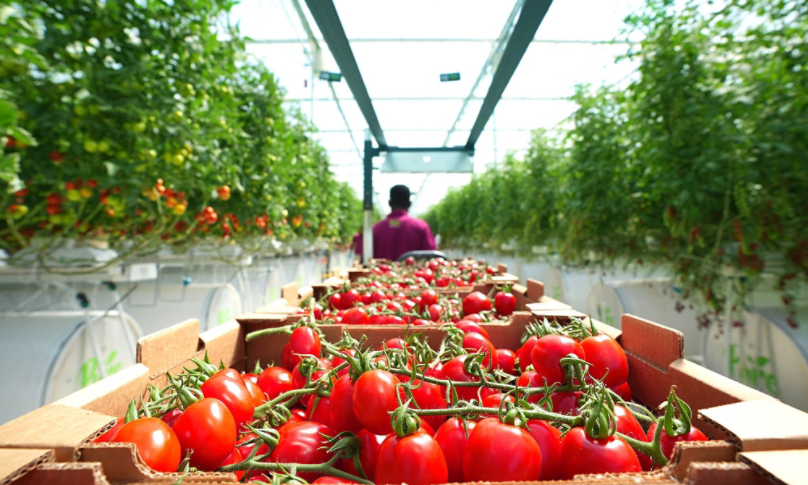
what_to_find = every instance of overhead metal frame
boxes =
[464,0,553,149]
[304,0,387,149]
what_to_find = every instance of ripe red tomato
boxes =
[464,417,542,481]
[342,307,370,325]
[257,366,294,401]
[461,313,484,323]
[439,355,480,402]
[494,291,518,316]
[160,408,182,428]
[407,379,448,431]
[558,427,641,478]
[288,327,322,368]
[551,391,581,415]
[427,304,443,322]
[516,371,544,404]
[434,418,476,482]
[214,368,246,384]
[375,430,448,485]
[455,320,489,338]
[361,291,372,305]
[95,420,125,442]
[517,335,538,371]
[270,421,335,482]
[292,358,333,406]
[332,348,357,378]
[341,429,387,481]
[461,332,498,369]
[281,343,294,370]
[243,378,265,406]
[530,334,586,385]
[369,313,387,325]
[525,420,562,480]
[330,374,363,433]
[352,370,401,435]
[329,293,342,310]
[113,418,181,472]
[312,477,358,484]
[435,276,451,287]
[580,334,629,387]
[420,290,439,308]
[369,290,386,304]
[236,432,269,460]
[172,398,236,471]
[496,348,517,374]
[241,373,259,385]
[480,393,515,417]
[646,422,708,460]
[412,318,430,326]
[380,338,408,352]
[200,375,255,430]
[220,447,246,480]
[462,291,492,316]
[614,405,653,470]
[386,315,406,325]
[340,289,361,309]
[305,396,333,427]
[611,381,632,401]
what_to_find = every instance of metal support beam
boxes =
[442,0,525,147]
[304,0,387,148]
[362,131,379,263]
[466,0,553,149]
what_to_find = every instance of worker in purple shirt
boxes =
[353,185,436,261]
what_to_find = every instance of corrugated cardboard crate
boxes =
[2,308,807,483]
[256,278,555,321]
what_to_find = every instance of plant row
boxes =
[0,0,364,265]
[423,0,808,325]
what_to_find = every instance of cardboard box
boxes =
[258,278,549,320]
[2,305,807,483]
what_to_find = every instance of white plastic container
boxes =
[0,310,141,424]
[702,306,808,412]
[587,278,704,360]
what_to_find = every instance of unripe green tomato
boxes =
[83,139,98,153]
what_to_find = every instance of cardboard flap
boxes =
[621,314,683,369]
[497,263,508,273]
[199,320,244,371]
[526,278,544,300]
[0,406,115,462]
[281,281,299,304]
[739,450,808,485]
[700,400,808,452]
[527,300,571,312]
[299,285,314,301]
[14,462,109,485]
[80,443,236,482]
[0,448,53,485]
[53,364,150,417]
[666,439,738,480]
[686,462,771,485]
[137,319,201,376]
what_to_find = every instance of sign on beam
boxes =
[319,71,342,82]
[380,149,474,173]
[440,72,460,82]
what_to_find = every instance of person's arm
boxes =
[422,224,437,250]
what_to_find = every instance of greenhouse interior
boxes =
[0,0,806,484]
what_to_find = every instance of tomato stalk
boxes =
[218,439,372,485]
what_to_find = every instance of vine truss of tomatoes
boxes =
[100,306,708,483]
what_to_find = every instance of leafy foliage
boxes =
[424,0,808,325]
[0,0,362,262]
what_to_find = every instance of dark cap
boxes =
[389,185,411,208]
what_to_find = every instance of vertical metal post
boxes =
[362,130,374,263]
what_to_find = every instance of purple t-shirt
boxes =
[353,210,436,261]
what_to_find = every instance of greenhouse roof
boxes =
[232,0,643,215]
